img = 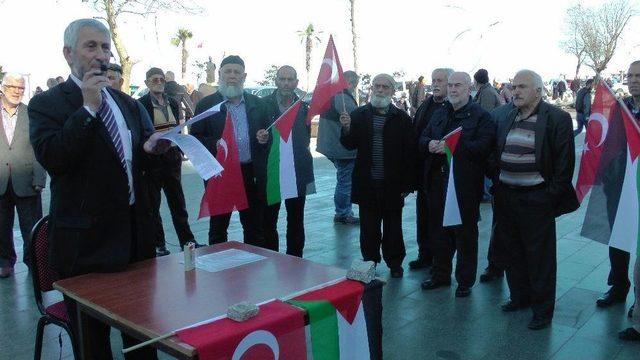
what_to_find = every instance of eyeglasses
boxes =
[2,85,25,92]
[149,78,166,84]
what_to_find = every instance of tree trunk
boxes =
[350,0,358,74]
[104,0,137,93]
[574,61,581,79]
[305,37,312,90]
[181,43,188,80]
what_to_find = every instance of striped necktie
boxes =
[97,94,127,173]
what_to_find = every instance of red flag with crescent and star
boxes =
[575,81,617,202]
[175,300,307,360]
[198,111,248,218]
[305,35,349,125]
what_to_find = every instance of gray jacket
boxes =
[475,83,503,113]
[316,90,358,159]
[0,103,46,197]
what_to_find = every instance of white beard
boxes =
[370,94,391,109]
[218,82,244,98]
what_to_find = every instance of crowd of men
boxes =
[0,17,639,357]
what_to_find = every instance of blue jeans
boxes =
[329,158,355,217]
[483,176,493,201]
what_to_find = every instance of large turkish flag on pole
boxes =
[305,35,349,125]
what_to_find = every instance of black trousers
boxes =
[415,189,432,261]
[0,178,42,268]
[63,213,156,360]
[607,246,630,295]
[263,195,306,257]
[495,184,557,320]
[428,173,478,287]
[147,150,194,248]
[209,163,264,246]
[359,186,406,269]
[486,198,508,271]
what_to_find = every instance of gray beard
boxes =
[371,95,391,109]
[218,82,244,98]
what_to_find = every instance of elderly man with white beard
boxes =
[419,71,495,297]
[340,73,416,278]
[191,55,270,246]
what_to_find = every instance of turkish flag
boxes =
[175,300,307,360]
[575,81,617,202]
[198,111,249,218]
[306,35,349,125]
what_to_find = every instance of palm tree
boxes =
[297,23,322,90]
[171,28,193,80]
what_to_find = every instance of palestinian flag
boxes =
[579,86,640,255]
[609,103,640,255]
[289,280,369,360]
[175,300,307,360]
[266,100,302,205]
[443,127,463,226]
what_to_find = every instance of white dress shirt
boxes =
[1,105,18,144]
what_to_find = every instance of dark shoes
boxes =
[408,257,432,270]
[501,300,530,312]
[528,316,552,330]
[596,289,627,307]
[421,278,451,290]
[0,267,14,278]
[479,267,504,283]
[619,327,640,341]
[334,215,360,225]
[390,267,404,278]
[156,246,170,257]
[455,286,471,297]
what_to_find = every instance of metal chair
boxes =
[30,215,78,359]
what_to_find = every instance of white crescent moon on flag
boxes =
[588,112,609,147]
[322,57,339,84]
[231,330,280,360]
[217,139,228,161]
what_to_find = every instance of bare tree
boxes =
[87,0,202,92]
[171,28,193,80]
[562,0,636,79]
[559,4,586,79]
[348,0,358,74]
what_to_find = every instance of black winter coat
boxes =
[341,104,416,210]
[190,91,270,200]
[420,100,496,224]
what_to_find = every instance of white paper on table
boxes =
[162,100,226,137]
[161,132,223,180]
[195,249,267,273]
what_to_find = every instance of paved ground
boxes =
[1,124,640,359]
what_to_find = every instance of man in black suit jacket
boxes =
[0,73,47,278]
[492,70,578,330]
[139,67,196,256]
[29,18,168,359]
[190,55,270,246]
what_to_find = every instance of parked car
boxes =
[244,86,277,98]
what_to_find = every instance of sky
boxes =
[2,0,640,97]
